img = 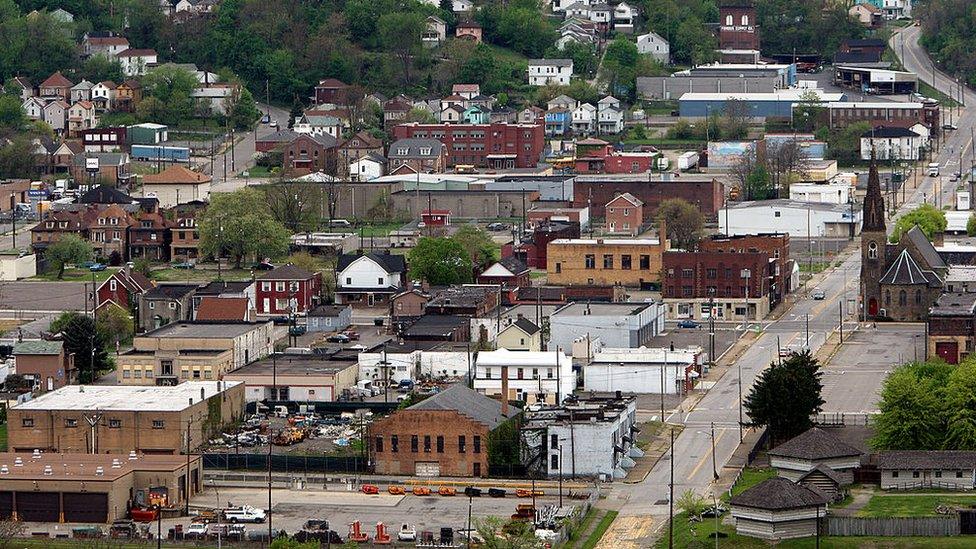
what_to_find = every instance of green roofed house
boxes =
[13,340,75,393]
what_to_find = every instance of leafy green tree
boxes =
[287,97,303,129]
[408,237,473,285]
[890,203,947,243]
[556,41,598,77]
[228,87,260,130]
[601,36,640,100]
[944,361,976,450]
[823,122,871,166]
[968,214,976,237]
[44,235,92,279]
[78,54,125,85]
[56,313,110,384]
[743,351,825,443]
[871,361,953,450]
[656,198,704,250]
[96,303,134,346]
[199,188,291,268]
[565,80,600,106]
[745,165,774,201]
[451,224,498,270]
[377,11,427,85]
[0,95,24,129]
[475,516,542,549]
[141,65,198,125]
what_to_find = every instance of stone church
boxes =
[860,156,946,321]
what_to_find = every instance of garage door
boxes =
[63,493,108,523]
[0,492,12,519]
[415,462,441,477]
[16,492,59,522]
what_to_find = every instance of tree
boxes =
[968,214,976,237]
[285,252,326,276]
[944,360,976,450]
[656,198,704,250]
[377,12,427,85]
[475,516,543,549]
[57,313,110,383]
[677,490,708,520]
[199,188,291,268]
[451,224,498,270]
[743,351,825,443]
[0,517,27,549]
[141,65,198,125]
[745,164,774,201]
[890,203,947,243]
[228,87,260,130]
[601,36,640,100]
[871,361,953,450]
[45,235,93,279]
[408,237,473,285]
[287,97,303,129]
[721,99,749,140]
[264,182,322,233]
[765,140,808,198]
[0,134,40,178]
[96,303,134,347]
[0,94,25,129]
[79,53,124,84]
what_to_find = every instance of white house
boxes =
[453,0,473,12]
[335,252,407,306]
[719,199,862,239]
[293,113,343,139]
[42,100,68,133]
[789,181,852,205]
[440,104,464,124]
[422,16,447,47]
[191,84,236,115]
[564,2,592,19]
[474,349,575,405]
[21,97,44,121]
[547,94,579,111]
[117,49,158,76]
[584,345,704,394]
[349,153,386,182]
[90,81,116,110]
[589,3,612,24]
[70,80,94,103]
[597,95,624,134]
[613,2,636,33]
[636,31,669,63]
[552,0,591,11]
[859,126,922,161]
[528,59,574,86]
[572,103,596,134]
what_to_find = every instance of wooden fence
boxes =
[827,516,959,537]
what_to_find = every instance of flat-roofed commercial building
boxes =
[546,238,669,288]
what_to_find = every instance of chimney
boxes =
[933,231,945,247]
[124,261,132,281]
[500,366,509,416]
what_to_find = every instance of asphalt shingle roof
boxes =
[767,427,863,461]
[13,340,63,355]
[878,451,976,470]
[144,284,197,300]
[337,253,406,275]
[730,477,829,510]
[408,383,514,430]
[258,264,316,281]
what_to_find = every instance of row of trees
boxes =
[918,0,976,86]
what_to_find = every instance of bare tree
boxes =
[264,181,324,233]
[766,140,809,198]
[0,518,27,549]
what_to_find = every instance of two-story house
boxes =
[338,131,384,162]
[83,35,129,58]
[42,100,69,134]
[39,71,72,100]
[387,138,447,175]
[255,264,323,316]
[528,59,574,86]
[637,31,669,63]
[117,49,158,76]
[129,209,172,261]
[67,101,98,137]
[115,80,142,112]
[139,284,198,331]
[283,133,338,175]
[597,96,624,134]
[70,80,94,103]
[572,103,597,134]
[170,205,204,261]
[605,193,644,235]
[90,81,117,111]
[545,109,572,137]
[96,267,153,313]
[88,203,135,260]
[336,252,407,306]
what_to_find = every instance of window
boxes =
[21,417,33,427]
[391,435,399,453]
[133,369,142,378]
[555,262,561,273]
[868,241,878,259]
[584,254,595,269]
[109,419,121,429]
[459,435,466,453]
[122,369,131,378]
[885,290,891,306]
[152,420,165,429]
[640,255,650,269]
[473,435,481,454]
[145,368,153,378]
[551,434,559,449]
[741,14,749,25]
[110,279,117,291]
[411,435,418,453]
[957,471,964,478]
[375,436,384,453]
[603,254,613,269]
[424,435,431,452]
[915,289,922,304]
[682,286,693,297]
[346,277,352,285]
[681,268,693,278]
[275,282,285,292]
[621,255,632,270]
[378,277,384,285]
[899,290,907,306]
[517,368,524,380]
[706,268,717,279]
[912,471,920,478]
[169,302,176,310]
[551,454,559,470]
[892,471,899,478]
[436,436,444,453]
[262,282,271,291]
[935,471,942,478]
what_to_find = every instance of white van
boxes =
[928,163,941,177]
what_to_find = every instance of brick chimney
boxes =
[500,366,509,416]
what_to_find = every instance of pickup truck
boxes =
[223,505,266,523]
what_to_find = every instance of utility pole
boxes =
[185,420,192,516]
[710,421,718,481]
[839,302,844,344]
[805,314,810,347]
[668,428,674,549]
[267,425,274,543]
[708,291,715,369]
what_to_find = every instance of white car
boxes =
[398,524,417,542]
[224,505,266,523]
[185,523,208,539]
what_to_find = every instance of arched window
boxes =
[915,289,922,304]
[741,14,749,25]
[899,290,907,306]
[726,14,733,25]
[868,241,878,259]
[885,290,891,306]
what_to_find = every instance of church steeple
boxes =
[863,149,886,233]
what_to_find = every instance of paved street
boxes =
[209,102,291,194]
[0,281,88,316]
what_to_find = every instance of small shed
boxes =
[767,427,862,484]
[730,477,828,540]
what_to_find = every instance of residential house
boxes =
[70,152,132,187]
[571,103,597,134]
[548,94,579,111]
[440,104,465,124]
[138,284,198,331]
[729,478,828,541]
[39,72,72,100]
[528,59,574,86]
[859,125,923,160]
[42,100,69,134]
[90,81,117,111]
[475,349,575,404]
[879,451,976,490]
[548,301,666,350]
[613,2,636,33]
[369,384,516,477]
[597,96,624,134]
[469,95,496,110]
[96,268,153,312]
[605,193,643,235]
[589,3,612,27]
[192,280,256,312]
[195,296,254,322]
[307,304,352,333]
[282,133,339,175]
[69,80,94,103]
[565,2,592,20]
[128,209,171,261]
[636,31,669,63]
[338,131,384,162]
[313,78,350,106]
[391,289,430,325]
[519,106,544,124]
[496,317,542,351]
[849,3,882,27]
[388,138,447,175]
[115,80,142,112]
[453,0,473,12]
[545,109,572,137]
[141,165,211,208]
[423,16,447,47]
[456,20,482,42]
[462,105,491,125]
[13,341,75,393]
[170,204,203,261]
[117,49,158,76]
[490,107,518,124]
[255,264,322,316]
[67,101,98,137]
[336,252,407,306]
[426,286,499,317]
[21,97,44,121]
[293,112,343,139]
[349,153,386,181]
[88,203,136,260]
[83,35,129,58]
[8,77,34,102]
[191,83,237,116]
[477,256,531,289]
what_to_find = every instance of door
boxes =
[46,377,53,391]
[473,462,482,477]
[868,297,878,317]
[63,493,108,523]
[16,492,59,522]
[415,462,441,477]
[936,342,960,364]
[367,293,375,306]
[262,298,270,313]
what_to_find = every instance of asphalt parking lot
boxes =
[0,281,88,313]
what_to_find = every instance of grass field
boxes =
[32,267,117,282]
[150,267,253,283]
[239,165,277,178]
[857,493,976,518]
[581,510,618,549]
[727,468,778,500]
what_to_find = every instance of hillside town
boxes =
[1,0,976,547]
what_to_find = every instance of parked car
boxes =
[223,505,266,523]
[253,261,275,271]
[326,333,351,343]
[398,524,417,542]
[676,319,699,329]
[172,261,195,270]
[289,325,307,336]
[812,288,826,300]
[342,330,360,340]
[778,347,792,358]
[487,222,508,231]
[185,523,208,539]
[88,263,107,272]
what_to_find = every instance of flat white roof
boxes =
[592,346,702,364]
[937,243,976,252]
[827,101,923,109]
[681,90,844,102]
[550,238,661,246]
[13,381,241,412]
[476,349,571,367]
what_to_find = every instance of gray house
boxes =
[768,427,863,485]
[730,477,828,541]
[879,451,976,490]
[307,304,352,333]
[138,284,197,332]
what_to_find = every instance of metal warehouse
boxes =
[678,90,846,119]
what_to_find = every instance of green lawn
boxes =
[622,138,706,149]
[564,506,599,547]
[727,468,778,500]
[355,222,404,237]
[919,80,961,107]
[798,261,830,274]
[857,493,976,518]
[239,165,277,178]
[581,510,618,549]
[32,267,118,282]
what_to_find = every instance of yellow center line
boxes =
[687,426,728,481]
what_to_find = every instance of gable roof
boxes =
[878,451,976,470]
[799,463,845,486]
[499,256,529,275]
[258,264,316,281]
[862,126,920,138]
[507,317,541,336]
[767,427,863,461]
[389,138,444,159]
[142,165,212,185]
[904,225,946,270]
[79,185,134,204]
[730,477,828,510]
[117,48,158,57]
[144,284,197,300]
[13,340,63,355]
[879,248,940,286]
[195,297,249,321]
[407,383,514,429]
[607,192,643,208]
[41,71,72,89]
[337,252,406,274]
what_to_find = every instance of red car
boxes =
[342,330,360,341]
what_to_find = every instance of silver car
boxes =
[812,288,825,300]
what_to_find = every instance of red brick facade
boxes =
[369,409,490,477]
[718,4,759,50]
[700,233,791,300]
[605,194,643,236]
[574,178,724,221]
[662,251,770,302]
[392,122,544,169]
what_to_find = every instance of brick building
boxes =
[573,175,725,221]
[927,292,976,365]
[392,122,544,169]
[256,264,322,315]
[718,1,759,50]
[12,341,75,393]
[283,133,338,175]
[369,384,516,477]
[662,249,775,321]
[547,237,670,288]
[700,233,792,300]
[605,193,644,235]
[313,78,350,106]
[7,381,244,454]
[827,102,940,133]
[513,221,580,269]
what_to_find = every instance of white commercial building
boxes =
[584,346,704,394]
[474,349,574,405]
[789,181,852,205]
[719,199,862,239]
[358,350,472,385]
[859,126,923,161]
[548,301,666,353]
